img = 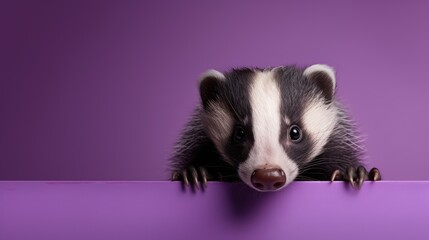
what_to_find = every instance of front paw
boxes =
[330,166,381,189]
[171,166,209,191]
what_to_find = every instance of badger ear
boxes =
[303,64,336,103]
[199,70,226,109]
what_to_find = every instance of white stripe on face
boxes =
[238,71,299,190]
[302,100,338,161]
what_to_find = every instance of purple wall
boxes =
[1,1,428,180]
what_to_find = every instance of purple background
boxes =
[1,1,429,180]
[1,181,429,239]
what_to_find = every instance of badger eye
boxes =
[289,125,302,142]
[233,126,246,143]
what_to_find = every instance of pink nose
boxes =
[251,168,286,191]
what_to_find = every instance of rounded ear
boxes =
[303,64,336,103]
[199,70,226,109]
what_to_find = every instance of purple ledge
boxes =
[1,181,428,240]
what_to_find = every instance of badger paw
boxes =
[330,166,381,189]
[171,166,209,191]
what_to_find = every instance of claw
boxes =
[175,166,210,191]
[199,167,208,188]
[330,169,342,182]
[190,167,199,190]
[357,166,368,189]
[171,171,179,181]
[369,168,382,181]
[347,167,356,188]
[182,170,189,186]
[330,166,380,190]
[373,171,381,181]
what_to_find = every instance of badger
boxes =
[170,64,380,192]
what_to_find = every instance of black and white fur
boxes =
[170,64,380,191]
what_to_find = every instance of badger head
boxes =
[199,64,339,191]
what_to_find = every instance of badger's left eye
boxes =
[289,125,302,142]
[233,125,246,143]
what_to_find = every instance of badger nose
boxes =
[251,168,286,191]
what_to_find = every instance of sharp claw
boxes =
[374,171,381,181]
[190,167,199,190]
[171,171,179,181]
[357,166,367,189]
[182,170,189,186]
[330,166,378,189]
[347,167,356,188]
[199,167,208,188]
[369,168,382,181]
[330,169,341,182]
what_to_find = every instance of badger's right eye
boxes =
[233,125,246,143]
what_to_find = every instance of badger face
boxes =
[200,65,339,191]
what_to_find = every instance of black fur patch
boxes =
[200,74,224,110]
[306,71,335,104]
[221,69,255,166]
[274,66,319,165]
